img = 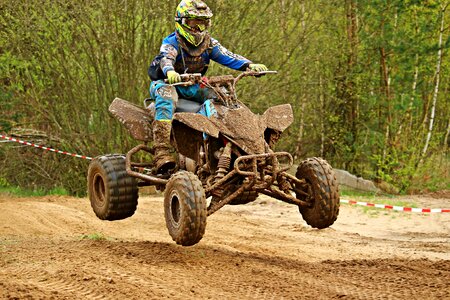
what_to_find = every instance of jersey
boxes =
[148,32,252,81]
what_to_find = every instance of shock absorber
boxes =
[214,142,232,182]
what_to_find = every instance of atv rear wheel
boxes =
[164,171,207,246]
[88,155,138,221]
[295,157,339,229]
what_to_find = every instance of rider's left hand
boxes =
[249,64,268,72]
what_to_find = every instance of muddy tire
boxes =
[164,171,207,246]
[87,155,138,221]
[295,157,339,229]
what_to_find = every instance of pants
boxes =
[149,80,217,121]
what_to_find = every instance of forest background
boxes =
[0,0,449,196]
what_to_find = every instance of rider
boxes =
[148,0,268,174]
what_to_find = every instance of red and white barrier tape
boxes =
[0,134,152,172]
[1,134,92,160]
[341,199,450,213]
[2,134,450,213]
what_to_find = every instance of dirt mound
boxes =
[1,194,449,299]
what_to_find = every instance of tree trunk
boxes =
[342,0,359,170]
[380,46,391,163]
[444,119,450,151]
[319,72,325,157]
[397,8,420,138]
[409,54,420,130]
[294,100,306,162]
[293,2,307,162]
[420,4,447,164]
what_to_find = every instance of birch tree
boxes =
[420,3,448,164]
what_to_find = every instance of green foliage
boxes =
[408,153,450,193]
[340,190,418,217]
[0,177,9,187]
[0,0,448,195]
[358,197,419,218]
[0,173,69,196]
[339,188,380,199]
[0,184,69,197]
[80,233,107,241]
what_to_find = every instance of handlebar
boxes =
[164,73,202,86]
[162,70,277,107]
[164,70,278,86]
[234,70,278,83]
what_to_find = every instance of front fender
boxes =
[172,113,220,160]
[263,104,294,132]
[173,113,220,138]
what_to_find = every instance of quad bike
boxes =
[87,71,339,246]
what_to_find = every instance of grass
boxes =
[339,186,395,199]
[342,195,419,208]
[0,180,69,197]
[359,199,419,218]
[340,188,378,199]
[339,186,418,218]
[80,233,107,241]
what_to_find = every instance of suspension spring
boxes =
[214,143,232,181]
[217,156,231,170]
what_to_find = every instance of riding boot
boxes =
[152,120,177,174]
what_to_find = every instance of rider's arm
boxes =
[210,38,252,71]
[159,43,178,76]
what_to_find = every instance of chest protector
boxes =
[148,33,212,81]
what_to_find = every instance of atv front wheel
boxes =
[295,157,339,229]
[164,171,207,246]
[87,155,138,221]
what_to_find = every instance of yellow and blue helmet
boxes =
[175,0,213,47]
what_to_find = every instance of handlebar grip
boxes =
[163,73,203,85]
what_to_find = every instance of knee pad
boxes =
[150,82,179,120]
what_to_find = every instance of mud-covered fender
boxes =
[172,113,220,160]
[173,113,220,138]
[263,104,294,132]
[109,98,153,142]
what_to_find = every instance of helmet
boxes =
[175,0,213,47]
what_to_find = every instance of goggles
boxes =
[182,18,211,31]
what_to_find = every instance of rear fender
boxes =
[109,98,153,142]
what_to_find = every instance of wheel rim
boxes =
[170,194,181,224]
[93,173,106,204]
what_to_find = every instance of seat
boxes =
[176,98,203,113]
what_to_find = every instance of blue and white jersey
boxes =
[150,32,252,79]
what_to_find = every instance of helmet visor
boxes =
[183,18,210,32]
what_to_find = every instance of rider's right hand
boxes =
[167,70,182,84]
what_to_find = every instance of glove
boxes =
[249,63,268,72]
[167,70,181,84]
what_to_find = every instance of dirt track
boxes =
[0,193,449,299]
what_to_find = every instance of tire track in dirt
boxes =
[0,195,449,299]
[321,259,450,299]
[2,239,449,299]
[0,262,107,299]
